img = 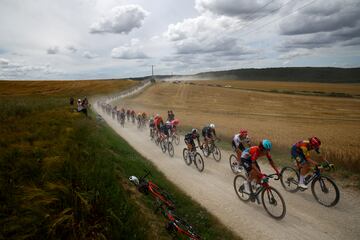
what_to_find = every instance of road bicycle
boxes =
[201,138,221,161]
[160,136,175,157]
[280,161,340,207]
[234,173,286,220]
[129,171,175,210]
[183,147,204,172]
[229,154,244,174]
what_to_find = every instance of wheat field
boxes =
[118,80,360,172]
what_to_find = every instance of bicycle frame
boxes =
[137,171,175,209]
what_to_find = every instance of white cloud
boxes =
[0,58,9,65]
[82,51,98,59]
[47,46,59,54]
[111,39,149,59]
[90,4,149,34]
[164,14,254,57]
[0,59,62,79]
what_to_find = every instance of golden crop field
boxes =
[118,80,360,173]
[0,79,136,97]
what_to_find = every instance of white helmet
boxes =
[209,123,215,129]
[166,121,171,125]
[129,176,139,185]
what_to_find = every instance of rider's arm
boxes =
[267,152,280,175]
[196,135,202,148]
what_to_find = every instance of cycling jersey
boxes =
[184,132,200,148]
[154,116,164,128]
[232,134,250,151]
[202,126,216,138]
[291,140,320,164]
[241,146,272,172]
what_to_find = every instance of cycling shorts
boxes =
[241,158,260,173]
[184,137,195,148]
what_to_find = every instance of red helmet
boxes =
[239,129,248,138]
[309,136,321,148]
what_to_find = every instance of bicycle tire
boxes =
[168,142,174,157]
[280,166,300,193]
[229,154,242,174]
[194,153,204,172]
[201,144,210,157]
[212,146,221,161]
[174,134,180,145]
[261,186,286,220]
[311,176,340,207]
[183,148,192,165]
[160,140,167,153]
[233,174,251,202]
[166,214,201,240]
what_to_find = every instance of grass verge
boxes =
[0,94,241,239]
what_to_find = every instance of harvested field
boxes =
[117,80,360,173]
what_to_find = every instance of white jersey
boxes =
[233,134,250,148]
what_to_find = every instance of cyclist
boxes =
[149,116,155,138]
[184,128,202,152]
[159,121,172,142]
[291,136,322,189]
[232,129,251,172]
[202,123,218,149]
[241,139,280,193]
[154,114,164,132]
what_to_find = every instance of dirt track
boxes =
[93,102,360,240]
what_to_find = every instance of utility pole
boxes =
[151,65,154,77]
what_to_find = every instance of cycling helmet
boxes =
[239,129,248,138]
[156,113,160,117]
[192,128,198,134]
[129,176,139,185]
[261,139,272,151]
[78,99,81,102]
[209,123,215,129]
[309,136,321,148]
[166,121,171,125]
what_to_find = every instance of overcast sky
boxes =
[0,0,359,80]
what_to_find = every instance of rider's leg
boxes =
[299,161,311,188]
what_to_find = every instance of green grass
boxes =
[0,95,241,239]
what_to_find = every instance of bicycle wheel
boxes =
[280,166,300,193]
[261,186,286,220]
[212,146,221,161]
[201,144,210,157]
[229,154,242,174]
[233,175,251,202]
[160,140,167,153]
[183,148,192,165]
[194,153,204,172]
[168,142,174,157]
[168,215,201,240]
[311,176,340,207]
[174,134,180,145]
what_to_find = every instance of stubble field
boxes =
[118,80,360,174]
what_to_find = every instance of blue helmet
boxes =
[261,139,272,150]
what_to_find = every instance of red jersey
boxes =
[241,146,272,162]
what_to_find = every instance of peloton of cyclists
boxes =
[291,136,322,189]
[240,139,280,194]
[202,123,218,149]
